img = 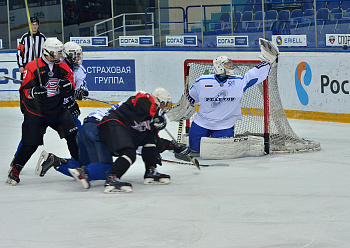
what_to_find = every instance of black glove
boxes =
[29,86,47,100]
[74,88,89,100]
[59,78,73,97]
[153,109,167,131]
[64,98,81,117]
[170,142,191,156]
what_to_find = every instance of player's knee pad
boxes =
[119,148,136,165]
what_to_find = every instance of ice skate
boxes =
[104,174,132,193]
[144,167,170,185]
[68,167,90,189]
[6,164,23,186]
[35,151,62,177]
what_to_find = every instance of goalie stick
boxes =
[177,64,191,143]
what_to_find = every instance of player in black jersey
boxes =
[6,38,78,186]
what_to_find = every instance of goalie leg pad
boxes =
[200,136,265,159]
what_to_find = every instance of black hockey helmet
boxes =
[30,17,39,24]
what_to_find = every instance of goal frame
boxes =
[182,59,270,154]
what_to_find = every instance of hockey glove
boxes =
[153,109,167,131]
[74,87,89,100]
[29,86,47,100]
[169,142,191,156]
[59,78,73,97]
[64,98,81,117]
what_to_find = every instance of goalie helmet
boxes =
[43,38,63,63]
[213,55,241,77]
[152,87,172,111]
[63,41,83,67]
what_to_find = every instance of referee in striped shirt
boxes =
[16,17,46,79]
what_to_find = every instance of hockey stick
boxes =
[83,96,115,105]
[136,153,227,167]
[161,158,229,167]
[0,75,23,83]
[24,0,43,86]
[163,128,200,170]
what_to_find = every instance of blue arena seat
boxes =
[329,7,343,20]
[247,11,263,31]
[317,8,330,21]
[220,12,230,22]
[236,11,253,31]
[343,8,350,18]
[266,10,278,30]
[290,9,303,29]
[316,1,327,10]
[341,1,350,11]
[327,1,341,11]
[301,2,313,13]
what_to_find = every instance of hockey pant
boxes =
[188,121,235,152]
[56,159,112,180]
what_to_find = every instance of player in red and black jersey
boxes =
[98,88,175,193]
[6,38,79,186]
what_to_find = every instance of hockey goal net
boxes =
[181,59,321,154]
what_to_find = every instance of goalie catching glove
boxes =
[166,94,196,122]
[258,38,279,66]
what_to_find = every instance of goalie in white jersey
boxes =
[168,38,279,157]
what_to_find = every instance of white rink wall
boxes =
[0,50,349,116]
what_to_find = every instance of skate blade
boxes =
[68,168,90,189]
[103,185,133,193]
[35,150,49,176]
[5,178,18,186]
[143,178,170,185]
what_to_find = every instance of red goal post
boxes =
[180,59,321,154]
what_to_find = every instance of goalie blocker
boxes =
[200,135,265,159]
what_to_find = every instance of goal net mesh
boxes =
[184,59,321,154]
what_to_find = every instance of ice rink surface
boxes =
[1,107,350,248]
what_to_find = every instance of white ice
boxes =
[1,107,350,248]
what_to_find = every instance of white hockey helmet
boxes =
[152,87,172,111]
[43,38,63,63]
[63,41,83,67]
[213,55,241,77]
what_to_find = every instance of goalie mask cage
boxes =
[182,59,321,154]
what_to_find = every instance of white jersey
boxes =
[187,61,271,130]
[73,64,87,90]
[87,109,106,121]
